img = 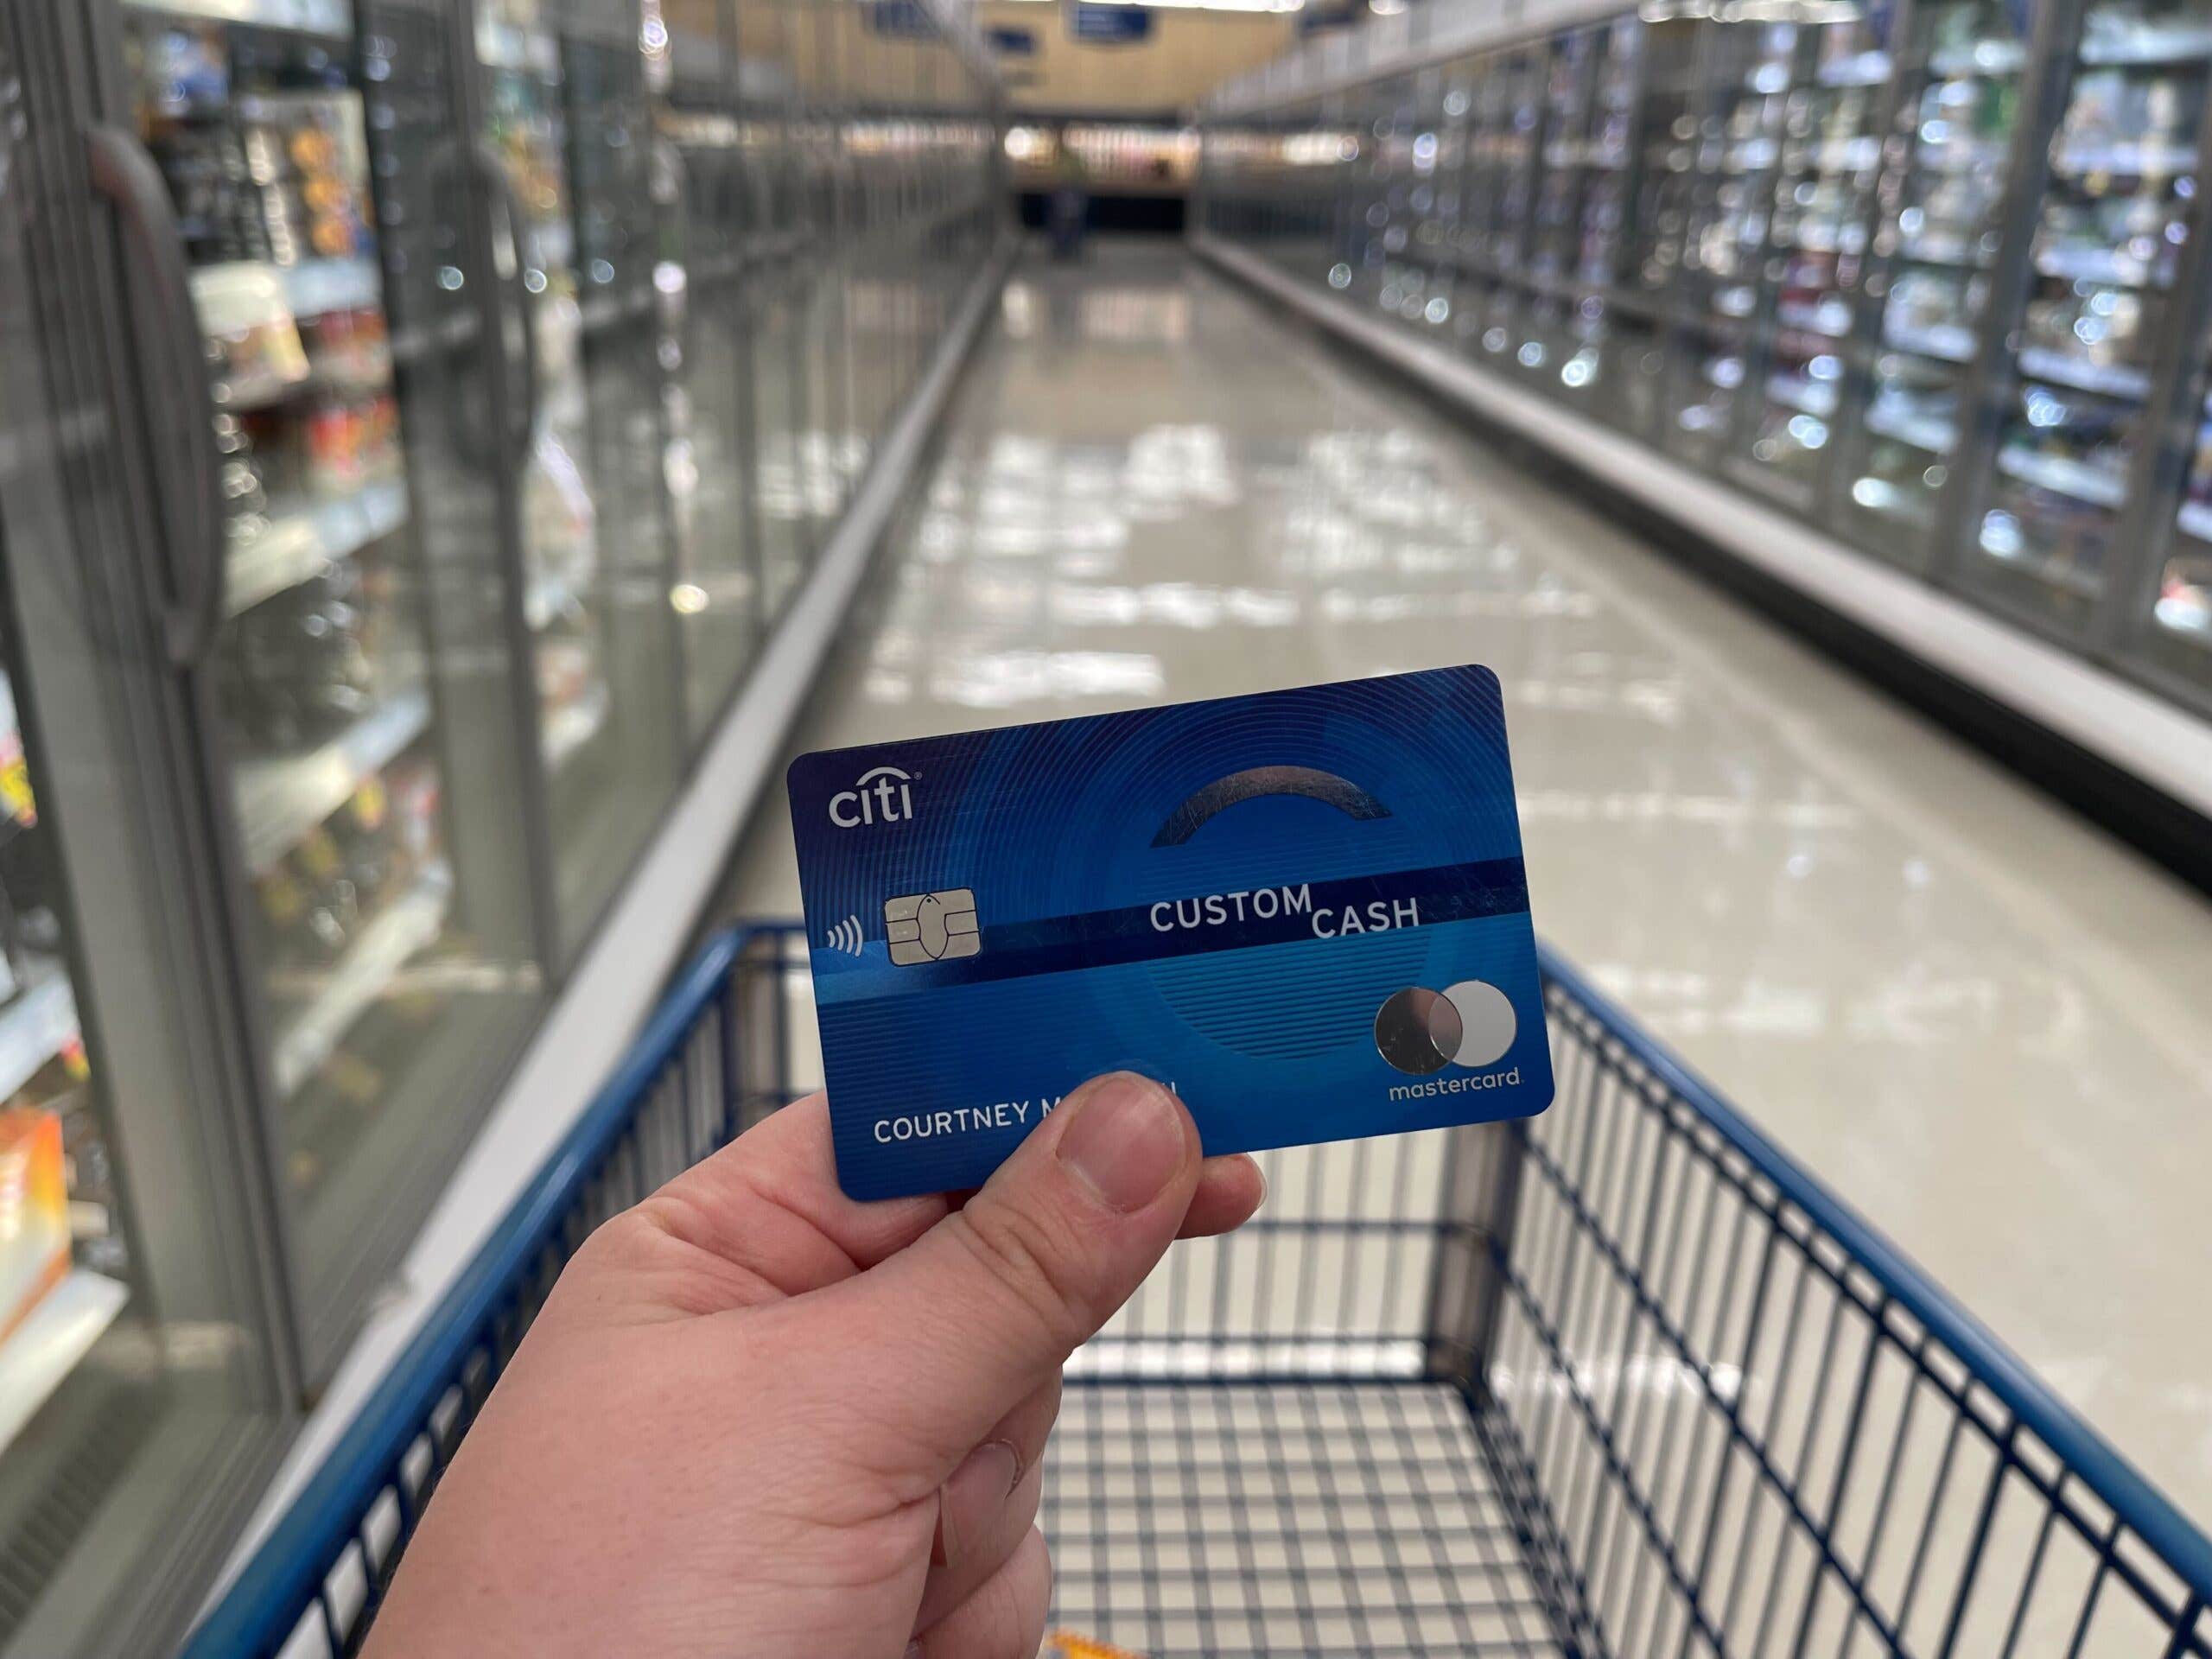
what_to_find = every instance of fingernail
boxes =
[1056,1072,1184,1211]
[904,1643,924,1659]
[957,1438,1022,1500]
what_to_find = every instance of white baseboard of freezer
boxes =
[1192,234,2212,825]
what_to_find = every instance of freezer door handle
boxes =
[475,142,541,468]
[653,137,697,368]
[86,125,228,668]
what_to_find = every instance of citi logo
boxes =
[830,766,914,828]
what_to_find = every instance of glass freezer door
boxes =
[1966,0,2210,635]
[114,0,544,1366]
[1613,14,1707,441]
[734,0,814,620]
[1835,0,2033,562]
[655,15,766,735]
[1553,17,1641,415]
[0,17,287,1646]
[1723,5,1895,512]
[1666,19,1798,472]
[474,0,685,952]
[1516,29,1599,383]
[793,0,852,543]
[2127,337,2212,704]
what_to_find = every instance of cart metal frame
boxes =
[187,923,2212,1657]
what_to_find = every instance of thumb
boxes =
[791,1071,1200,1481]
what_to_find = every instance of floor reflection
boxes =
[728,239,2212,1524]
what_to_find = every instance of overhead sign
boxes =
[1068,3,1151,43]
[988,24,1039,54]
[867,0,933,36]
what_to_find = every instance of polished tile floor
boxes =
[725,241,2212,1529]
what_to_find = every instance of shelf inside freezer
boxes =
[189,258,380,346]
[1777,296,1853,337]
[226,480,407,618]
[124,0,349,39]
[1977,521,2107,595]
[1916,135,2013,177]
[0,1271,130,1459]
[1847,473,1940,522]
[1819,51,1893,87]
[0,965,80,1107]
[2034,243,2160,286]
[2050,138,2197,177]
[1928,40,2029,78]
[1764,372,1838,417]
[234,688,430,874]
[2016,346,2152,400]
[270,862,452,1099]
[1813,136,1883,171]
[478,17,560,78]
[1886,318,1980,363]
[281,260,381,321]
[1996,445,2131,508]
[1895,232,1989,269]
[1867,397,1958,453]
[2079,22,2212,67]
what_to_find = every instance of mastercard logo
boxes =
[1374,980,1519,1076]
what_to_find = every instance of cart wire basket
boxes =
[188,923,2212,1659]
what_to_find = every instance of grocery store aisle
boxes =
[725,240,2212,1522]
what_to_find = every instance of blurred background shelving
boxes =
[0,0,1001,1649]
[1198,0,2212,723]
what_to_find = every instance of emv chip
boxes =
[884,889,980,964]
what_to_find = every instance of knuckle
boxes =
[575,1209,670,1275]
[978,1536,1051,1659]
[952,1203,1098,1353]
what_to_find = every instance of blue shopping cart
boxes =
[188,924,2212,1657]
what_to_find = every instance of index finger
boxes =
[639,1091,1265,1307]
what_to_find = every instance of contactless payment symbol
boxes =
[885,889,980,964]
[1374,980,1517,1075]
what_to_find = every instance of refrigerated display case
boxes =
[1723,3,1893,511]
[1967,0,2212,636]
[1835,0,2035,560]
[2130,291,2212,702]
[0,0,1001,1643]
[1611,11,1702,439]
[473,0,689,951]
[116,0,544,1363]
[736,0,817,621]
[1470,48,1548,370]
[1541,17,1641,414]
[1198,0,2212,721]
[0,16,292,1651]
[1664,18,1796,471]
[1516,28,1599,380]
[1342,72,1409,315]
[656,16,766,735]
[790,0,851,556]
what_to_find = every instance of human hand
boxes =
[364,1071,1264,1658]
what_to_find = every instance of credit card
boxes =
[787,665,1552,1201]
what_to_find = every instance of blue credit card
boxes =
[787,665,1553,1200]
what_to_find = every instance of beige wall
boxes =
[980,3,1296,115]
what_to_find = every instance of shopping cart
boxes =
[188,923,2212,1658]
